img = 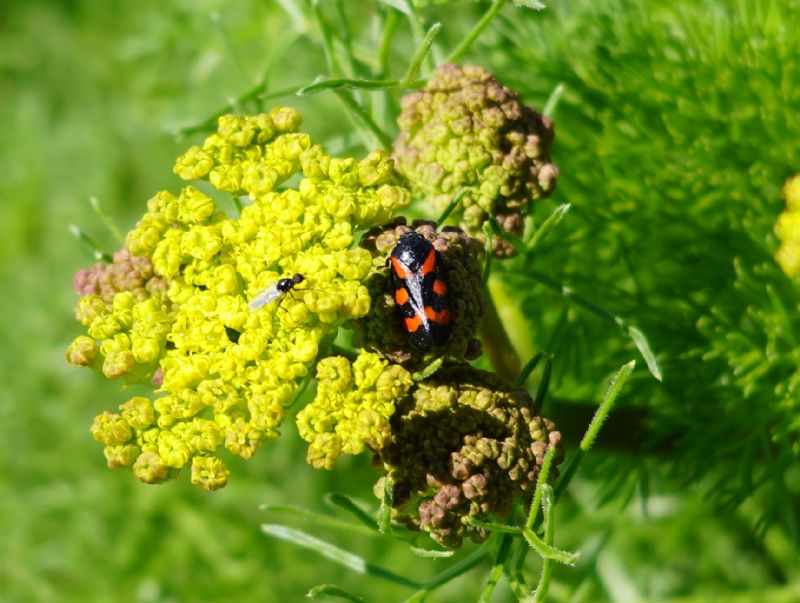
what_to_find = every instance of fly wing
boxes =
[249,285,282,311]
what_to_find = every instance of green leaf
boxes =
[514,351,544,386]
[69,224,111,262]
[333,90,394,150]
[533,354,552,407]
[541,82,564,118]
[377,476,394,534]
[260,504,376,537]
[89,196,124,244]
[625,325,662,381]
[447,0,509,62]
[405,548,489,601]
[525,203,570,250]
[411,356,444,381]
[521,270,661,380]
[466,518,523,535]
[410,546,455,558]
[436,188,468,226]
[376,0,412,14]
[581,360,636,451]
[513,0,546,9]
[296,77,402,96]
[402,22,442,84]
[481,221,494,291]
[307,584,365,602]
[489,217,528,254]
[262,524,422,589]
[522,527,579,565]
[553,360,636,502]
[479,534,513,602]
[525,445,557,530]
[324,494,378,532]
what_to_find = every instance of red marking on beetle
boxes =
[420,250,436,276]
[432,280,448,296]
[391,257,412,280]
[394,287,409,306]
[404,315,424,333]
[424,307,451,325]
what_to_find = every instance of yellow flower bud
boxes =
[174,146,214,181]
[120,396,156,430]
[191,456,230,491]
[102,350,136,379]
[177,186,216,224]
[75,294,107,326]
[66,335,98,366]
[158,431,191,468]
[90,412,132,445]
[105,444,140,468]
[133,451,171,484]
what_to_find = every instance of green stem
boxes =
[402,0,436,72]
[334,90,393,150]
[480,292,522,381]
[532,486,556,602]
[210,12,250,88]
[89,197,124,244]
[176,84,297,137]
[447,0,508,63]
[378,8,400,78]
[479,534,513,602]
[553,361,636,502]
[407,547,489,599]
[525,446,556,530]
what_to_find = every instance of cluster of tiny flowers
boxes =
[68,107,410,489]
[73,248,168,303]
[775,173,800,277]
[394,64,559,255]
[355,219,484,368]
[296,352,413,469]
[375,364,562,548]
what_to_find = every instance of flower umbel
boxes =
[775,173,800,277]
[68,107,411,489]
[394,64,559,256]
[375,364,562,548]
[296,352,414,469]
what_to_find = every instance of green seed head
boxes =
[394,64,559,256]
[375,363,562,548]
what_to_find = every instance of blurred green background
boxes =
[2,0,800,601]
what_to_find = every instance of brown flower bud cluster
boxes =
[353,219,484,370]
[394,64,559,256]
[73,248,167,303]
[375,364,562,547]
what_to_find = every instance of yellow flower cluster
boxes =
[775,173,800,277]
[68,107,411,489]
[296,352,413,470]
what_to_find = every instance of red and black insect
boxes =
[389,232,451,351]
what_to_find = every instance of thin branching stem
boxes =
[447,0,508,63]
[532,486,556,602]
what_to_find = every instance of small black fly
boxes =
[249,273,305,311]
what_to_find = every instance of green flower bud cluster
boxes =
[774,173,800,277]
[296,352,413,470]
[67,107,411,489]
[73,248,168,303]
[374,364,562,548]
[353,219,484,368]
[394,64,559,256]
